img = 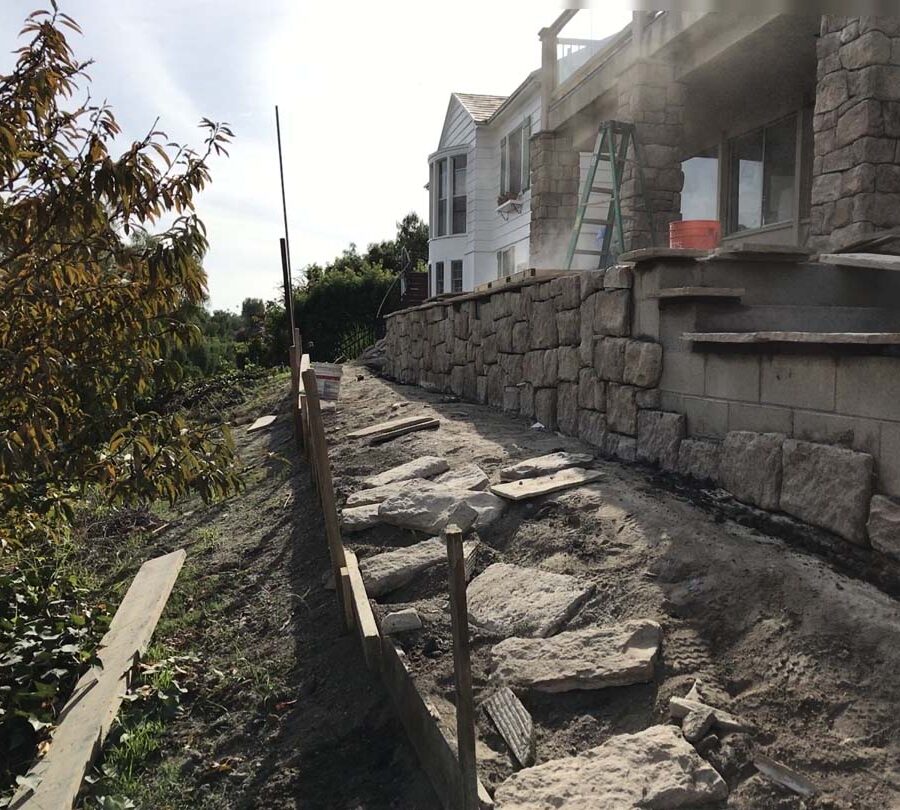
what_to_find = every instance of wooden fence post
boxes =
[301,367,350,628]
[446,524,479,810]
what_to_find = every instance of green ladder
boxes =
[564,120,653,270]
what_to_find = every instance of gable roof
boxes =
[452,92,508,123]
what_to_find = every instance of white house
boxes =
[427,72,542,296]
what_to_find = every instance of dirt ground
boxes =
[327,365,900,810]
[100,372,439,809]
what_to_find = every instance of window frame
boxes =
[451,154,467,235]
[450,259,463,292]
[500,116,532,197]
[436,158,448,237]
[434,260,444,295]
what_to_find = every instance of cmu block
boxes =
[867,494,900,560]
[780,440,874,545]
[718,431,784,511]
[637,410,686,471]
[623,340,663,388]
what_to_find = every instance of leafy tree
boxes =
[364,212,428,272]
[0,5,241,541]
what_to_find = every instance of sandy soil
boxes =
[328,365,900,810]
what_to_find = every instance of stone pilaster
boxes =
[616,59,686,251]
[529,131,580,268]
[811,16,900,249]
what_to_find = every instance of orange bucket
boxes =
[669,219,721,249]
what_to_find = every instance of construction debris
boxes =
[493,725,728,809]
[347,415,435,440]
[247,414,277,432]
[499,451,594,481]
[670,695,753,735]
[483,687,535,768]
[381,608,423,635]
[467,563,594,638]
[754,754,818,798]
[368,418,440,445]
[491,467,602,501]
[489,620,661,692]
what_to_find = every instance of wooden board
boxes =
[247,415,277,432]
[368,419,440,445]
[344,549,381,670]
[483,688,535,768]
[347,415,434,439]
[380,638,494,810]
[819,252,900,272]
[13,550,185,810]
[490,467,603,501]
[754,754,818,797]
[682,331,900,345]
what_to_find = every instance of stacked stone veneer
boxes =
[383,268,900,567]
[811,16,900,249]
[529,132,580,269]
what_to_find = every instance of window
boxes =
[496,246,515,277]
[500,117,531,196]
[451,260,463,292]
[727,115,797,233]
[452,154,467,234]
[436,159,448,236]
[434,261,444,295]
[681,146,718,221]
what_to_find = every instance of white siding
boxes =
[439,98,475,151]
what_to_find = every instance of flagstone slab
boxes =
[433,463,490,491]
[467,563,594,638]
[490,619,661,692]
[346,478,436,508]
[362,456,449,489]
[499,452,594,482]
[378,489,506,535]
[340,504,381,533]
[358,537,478,597]
[494,724,728,809]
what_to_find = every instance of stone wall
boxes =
[383,267,900,568]
[811,15,900,249]
[529,132,580,268]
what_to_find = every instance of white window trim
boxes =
[429,148,469,239]
[499,116,532,199]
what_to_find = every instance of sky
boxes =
[0,0,632,311]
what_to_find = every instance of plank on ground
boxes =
[343,549,381,669]
[12,550,186,810]
[368,420,440,445]
[347,415,434,439]
[490,467,603,501]
[482,687,535,768]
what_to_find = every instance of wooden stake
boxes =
[445,524,478,810]
[302,367,348,624]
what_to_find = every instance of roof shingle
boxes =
[452,92,508,123]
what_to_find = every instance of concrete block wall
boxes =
[383,268,900,565]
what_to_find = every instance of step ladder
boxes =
[564,120,654,271]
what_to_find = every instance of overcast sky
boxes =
[0,1,632,311]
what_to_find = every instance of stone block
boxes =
[596,289,631,336]
[512,321,529,353]
[578,368,606,410]
[718,431,784,511]
[558,345,581,381]
[530,298,558,349]
[792,410,880,456]
[594,336,628,382]
[509,291,525,321]
[676,438,721,482]
[487,364,504,408]
[483,333,499,365]
[496,316,513,353]
[840,29,892,69]
[867,495,900,560]
[499,352,524,383]
[837,99,885,147]
[580,270,605,300]
[450,364,465,396]
[780,439,874,545]
[636,387,661,410]
[817,71,849,112]
[477,375,488,404]
[503,386,520,413]
[551,275,581,309]
[607,383,639,436]
[637,410,686,471]
[556,382,579,435]
[624,340,663,388]
[602,431,637,462]
[556,309,580,346]
[579,293,597,365]
[519,383,535,418]
[534,388,558,429]
[604,265,634,289]
[578,410,607,447]
[705,353,760,402]
[524,349,558,388]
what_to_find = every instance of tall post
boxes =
[302,367,347,622]
[446,524,478,809]
[275,106,293,282]
[281,237,295,345]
